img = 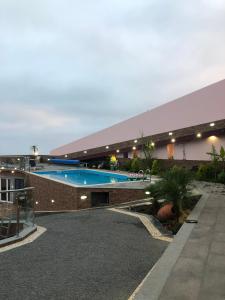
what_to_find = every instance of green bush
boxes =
[151,159,160,175]
[218,171,225,184]
[146,166,192,216]
[196,164,218,181]
[130,158,142,172]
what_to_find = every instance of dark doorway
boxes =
[91,192,109,207]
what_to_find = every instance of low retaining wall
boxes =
[27,173,146,212]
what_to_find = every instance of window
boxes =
[0,178,11,201]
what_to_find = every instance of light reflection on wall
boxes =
[207,135,218,143]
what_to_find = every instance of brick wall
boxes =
[27,173,146,212]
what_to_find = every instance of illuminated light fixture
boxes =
[196,132,202,138]
[210,122,215,127]
[134,139,138,143]
[145,191,150,195]
[208,135,218,142]
[47,158,50,161]
[151,142,155,147]
[17,158,20,161]
[169,132,173,136]
[1,167,5,169]
[35,201,39,205]
[11,170,15,174]
[51,199,55,203]
[171,138,176,143]
[116,149,120,153]
[80,195,87,200]
[106,146,109,149]
[132,146,136,150]
[84,150,87,154]
[14,167,17,170]
[65,154,68,158]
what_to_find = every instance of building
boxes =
[50,79,225,162]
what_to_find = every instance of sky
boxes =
[0,0,225,155]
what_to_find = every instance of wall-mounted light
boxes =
[17,158,20,161]
[106,146,109,149]
[11,170,15,174]
[210,122,215,127]
[169,132,173,136]
[84,150,87,154]
[65,154,68,158]
[80,195,87,200]
[196,133,202,138]
[145,191,150,195]
[51,199,55,203]
[35,201,39,205]
[1,167,5,170]
[14,167,17,170]
[134,139,138,143]
[151,142,155,147]
[116,149,120,153]
[171,138,176,143]
[208,135,218,142]
[47,158,50,161]
[132,146,136,150]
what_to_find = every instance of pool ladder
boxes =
[137,169,151,182]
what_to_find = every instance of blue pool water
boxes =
[35,169,130,186]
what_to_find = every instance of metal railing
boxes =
[0,187,35,239]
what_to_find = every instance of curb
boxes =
[0,226,46,253]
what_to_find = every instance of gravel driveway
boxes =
[0,209,168,300]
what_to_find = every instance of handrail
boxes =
[0,187,35,237]
[145,168,151,182]
[138,170,145,181]
[0,187,34,194]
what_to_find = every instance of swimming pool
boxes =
[34,169,130,186]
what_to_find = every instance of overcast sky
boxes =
[0,0,225,154]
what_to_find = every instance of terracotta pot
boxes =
[157,203,175,221]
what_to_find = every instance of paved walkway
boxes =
[133,182,225,300]
[0,209,168,300]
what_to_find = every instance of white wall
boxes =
[154,135,225,161]
[127,135,225,161]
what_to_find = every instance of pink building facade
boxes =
[50,80,225,162]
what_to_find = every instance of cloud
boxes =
[0,0,225,154]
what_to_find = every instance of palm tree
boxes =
[31,145,39,156]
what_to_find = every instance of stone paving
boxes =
[158,182,225,300]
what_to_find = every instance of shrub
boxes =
[151,159,160,175]
[196,164,218,181]
[146,166,192,216]
[218,171,225,184]
[130,157,142,173]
